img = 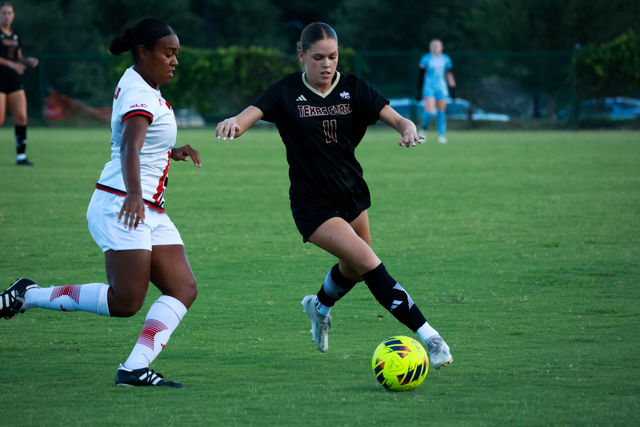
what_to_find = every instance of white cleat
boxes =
[426,336,453,369]
[301,295,331,352]
[438,135,448,144]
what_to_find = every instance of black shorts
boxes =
[291,197,371,242]
[0,69,23,94]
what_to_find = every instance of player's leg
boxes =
[314,211,371,316]
[116,244,196,387]
[7,89,32,165]
[421,96,436,132]
[435,97,448,143]
[1,249,150,318]
[308,217,452,367]
[0,92,7,126]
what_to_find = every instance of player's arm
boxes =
[378,104,425,148]
[119,115,149,230]
[0,53,26,74]
[216,106,263,140]
[17,48,38,68]
[446,70,456,98]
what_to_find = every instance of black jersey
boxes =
[253,71,388,210]
[0,30,20,76]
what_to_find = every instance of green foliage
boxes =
[574,30,640,98]
[1,128,640,424]
[109,45,357,120]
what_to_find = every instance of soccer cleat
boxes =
[437,135,448,144]
[426,336,453,369]
[1,278,39,319]
[115,364,184,388]
[16,158,34,166]
[301,295,331,352]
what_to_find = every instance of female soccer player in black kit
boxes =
[0,2,38,166]
[216,22,452,369]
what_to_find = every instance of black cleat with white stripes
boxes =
[1,278,39,319]
[115,365,185,388]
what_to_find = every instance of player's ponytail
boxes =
[109,27,134,56]
[108,17,176,62]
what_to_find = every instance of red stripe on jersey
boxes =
[50,285,81,304]
[94,183,166,213]
[152,151,171,205]
[121,109,153,125]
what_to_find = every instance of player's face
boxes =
[138,33,180,89]
[430,40,443,55]
[299,38,339,92]
[0,5,15,27]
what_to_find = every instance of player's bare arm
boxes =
[119,115,149,230]
[378,105,425,148]
[216,106,263,140]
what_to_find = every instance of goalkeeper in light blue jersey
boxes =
[417,39,456,143]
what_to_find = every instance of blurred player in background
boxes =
[1,17,201,387]
[417,39,456,144]
[0,1,38,165]
[216,22,453,369]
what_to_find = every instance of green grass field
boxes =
[1,127,639,425]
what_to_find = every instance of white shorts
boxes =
[86,190,183,252]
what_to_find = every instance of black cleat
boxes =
[16,158,34,166]
[115,364,185,388]
[1,278,39,319]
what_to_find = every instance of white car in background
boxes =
[389,97,510,122]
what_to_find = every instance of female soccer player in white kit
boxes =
[0,17,201,387]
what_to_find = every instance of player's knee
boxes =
[181,280,198,308]
[108,292,145,318]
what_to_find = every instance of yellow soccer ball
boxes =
[371,335,429,391]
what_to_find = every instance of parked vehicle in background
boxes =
[175,108,206,127]
[556,97,640,120]
[389,97,510,122]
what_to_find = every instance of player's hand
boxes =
[398,130,425,148]
[118,193,145,230]
[11,61,26,75]
[23,57,38,68]
[216,117,240,140]
[172,144,201,168]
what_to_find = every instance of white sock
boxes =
[22,283,110,316]
[416,321,439,344]
[123,295,187,370]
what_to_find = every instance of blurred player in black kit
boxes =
[216,22,453,369]
[0,2,38,166]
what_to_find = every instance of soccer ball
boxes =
[371,335,429,391]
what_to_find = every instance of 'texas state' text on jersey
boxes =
[95,67,177,212]
[253,72,388,209]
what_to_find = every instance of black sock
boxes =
[15,125,27,155]
[362,263,427,332]
[317,263,358,307]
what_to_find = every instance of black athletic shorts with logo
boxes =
[0,68,23,94]
[291,192,371,242]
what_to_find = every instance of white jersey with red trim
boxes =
[96,66,177,211]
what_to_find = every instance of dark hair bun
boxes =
[109,27,134,55]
